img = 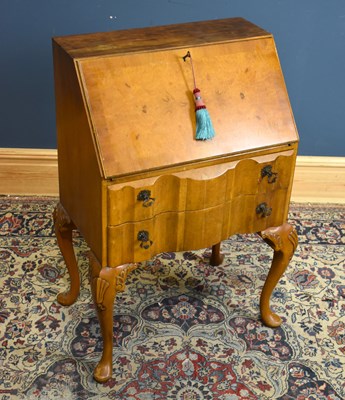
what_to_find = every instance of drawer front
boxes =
[107,175,183,226]
[227,155,294,234]
[106,153,295,266]
[107,187,288,267]
[182,187,290,251]
[231,155,292,197]
[107,212,182,266]
[107,170,231,226]
[107,205,228,266]
[107,153,295,226]
[227,188,289,236]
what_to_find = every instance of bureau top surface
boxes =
[53,18,270,58]
[53,18,299,179]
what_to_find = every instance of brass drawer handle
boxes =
[261,165,278,184]
[137,190,155,207]
[256,202,272,218]
[137,230,153,249]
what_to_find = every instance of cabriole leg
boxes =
[258,223,298,328]
[89,252,136,383]
[53,202,80,306]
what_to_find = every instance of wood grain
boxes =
[292,156,345,203]
[106,153,294,266]
[53,18,270,59]
[107,153,294,227]
[53,42,105,263]
[0,148,58,195]
[77,38,298,178]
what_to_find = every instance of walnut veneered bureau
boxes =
[52,18,299,382]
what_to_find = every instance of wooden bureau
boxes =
[52,18,299,382]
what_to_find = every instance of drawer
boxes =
[231,155,293,196]
[183,186,290,250]
[107,153,295,226]
[227,188,290,235]
[107,175,183,226]
[107,205,227,265]
[107,212,183,266]
[107,172,229,226]
[107,184,289,266]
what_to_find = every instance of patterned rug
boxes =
[0,197,344,400]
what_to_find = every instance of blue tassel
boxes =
[193,88,215,141]
[195,107,215,140]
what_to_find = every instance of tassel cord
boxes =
[183,51,197,90]
[183,50,215,140]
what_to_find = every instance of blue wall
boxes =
[1,0,345,156]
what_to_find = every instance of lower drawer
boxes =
[107,212,182,266]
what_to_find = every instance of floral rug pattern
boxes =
[0,197,344,399]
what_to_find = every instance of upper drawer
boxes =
[107,151,296,226]
[107,174,183,225]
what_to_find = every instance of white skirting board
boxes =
[0,148,344,203]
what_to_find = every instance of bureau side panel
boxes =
[53,41,104,262]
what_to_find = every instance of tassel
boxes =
[183,51,216,141]
[193,88,215,140]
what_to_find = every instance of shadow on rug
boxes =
[0,197,344,399]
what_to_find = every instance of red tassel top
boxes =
[193,88,207,111]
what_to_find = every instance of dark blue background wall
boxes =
[1,0,345,156]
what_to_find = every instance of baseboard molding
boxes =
[291,156,345,204]
[0,148,59,196]
[0,149,344,203]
